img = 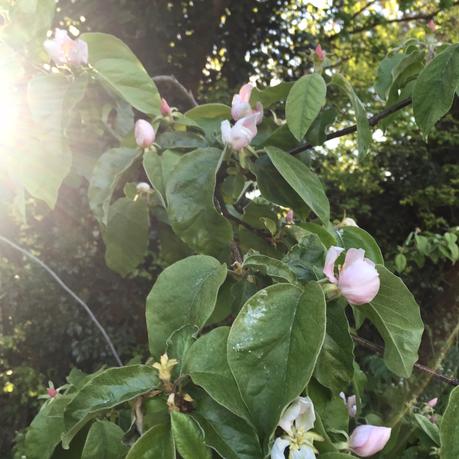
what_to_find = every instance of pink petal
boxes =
[342,248,365,270]
[323,246,344,283]
[239,83,253,103]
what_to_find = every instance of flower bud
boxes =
[315,43,326,61]
[221,113,258,150]
[44,28,88,67]
[47,387,58,398]
[427,19,436,32]
[135,119,155,148]
[339,392,357,417]
[427,397,438,408]
[231,83,254,121]
[323,247,380,305]
[136,182,151,193]
[341,217,358,227]
[160,98,172,117]
[285,209,294,224]
[349,425,391,457]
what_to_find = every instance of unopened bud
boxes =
[135,119,155,148]
[47,387,58,398]
[160,98,172,117]
[136,182,151,193]
[315,44,326,61]
[427,397,438,408]
[427,19,436,32]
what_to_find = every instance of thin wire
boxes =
[0,235,123,366]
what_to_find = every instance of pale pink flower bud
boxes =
[221,113,258,150]
[160,98,172,117]
[286,209,294,224]
[315,44,326,61]
[135,119,155,148]
[231,83,254,121]
[44,28,88,67]
[427,397,438,408]
[47,387,58,398]
[323,247,380,305]
[349,425,391,457]
[342,217,358,227]
[136,182,151,193]
[427,19,436,32]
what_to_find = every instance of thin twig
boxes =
[153,75,198,108]
[352,335,459,387]
[0,235,123,367]
[289,97,412,156]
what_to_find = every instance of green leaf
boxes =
[314,300,354,393]
[125,424,175,459]
[286,74,327,140]
[63,365,159,448]
[362,266,424,377]
[24,396,71,459]
[395,253,407,273]
[338,226,384,265]
[192,391,262,459]
[82,33,160,115]
[165,148,232,259]
[171,412,211,459]
[440,386,459,458]
[251,82,293,108]
[157,131,207,150]
[375,53,406,100]
[103,197,149,277]
[146,255,227,357]
[227,282,326,439]
[266,146,330,224]
[185,104,231,139]
[332,74,371,158]
[305,107,337,146]
[81,420,127,459]
[143,149,181,207]
[413,44,459,135]
[165,325,197,378]
[297,223,337,248]
[183,327,250,421]
[243,251,297,283]
[282,233,326,282]
[88,147,141,224]
[413,414,440,446]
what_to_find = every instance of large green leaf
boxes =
[251,82,293,108]
[62,365,159,448]
[183,327,250,421]
[192,391,262,459]
[440,386,459,458]
[125,424,175,459]
[413,414,440,446]
[143,149,181,207]
[314,300,354,393]
[171,412,211,459]
[88,147,141,225]
[375,53,406,100]
[24,396,71,459]
[82,33,160,115]
[157,131,207,150]
[165,147,232,259]
[363,266,424,377]
[332,74,371,157]
[227,282,326,439]
[146,255,227,357]
[337,226,384,265]
[103,197,149,277]
[286,74,327,140]
[266,146,330,224]
[413,44,459,135]
[81,420,127,459]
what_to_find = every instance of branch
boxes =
[153,75,199,109]
[352,335,459,387]
[0,235,123,367]
[289,97,412,156]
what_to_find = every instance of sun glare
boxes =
[0,71,19,151]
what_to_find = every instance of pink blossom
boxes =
[44,29,88,67]
[427,19,436,32]
[427,397,438,408]
[135,119,155,148]
[323,247,380,305]
[349,425,391,457]
[231,83,264,124]
[315,44,326,61]
[160,98,172,117]
[47,387,58,398]
[221,113,258,150]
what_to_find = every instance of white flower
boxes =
[271,397,323,459]
[44,28,88,67]
[221,113,258,150]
